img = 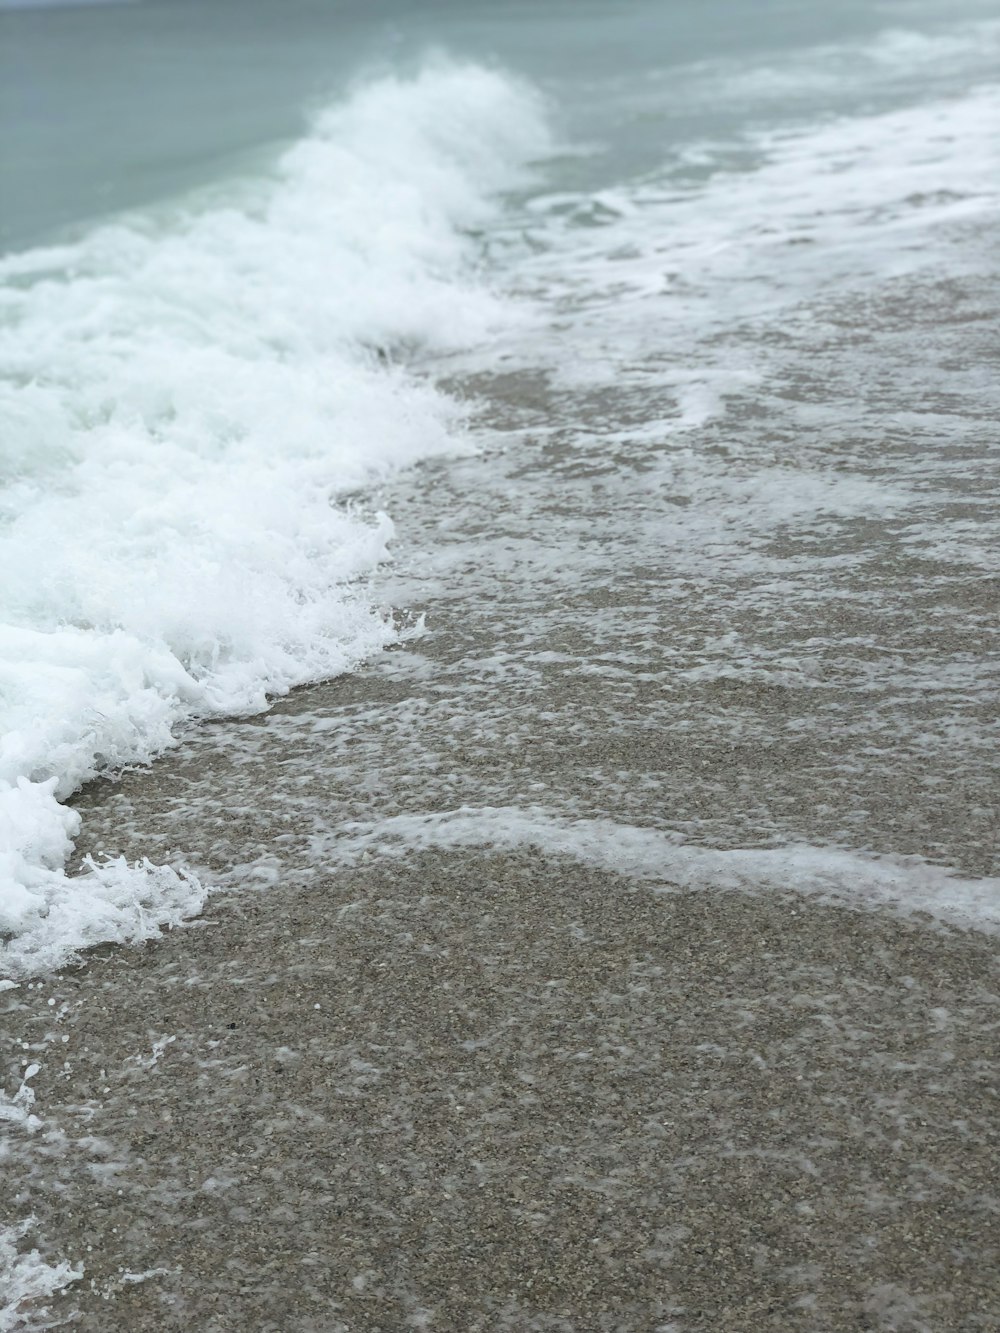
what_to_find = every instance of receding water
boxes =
[2,0,999,1325]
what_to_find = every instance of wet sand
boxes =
[4,851,999,1331]
[4,320,999,1331]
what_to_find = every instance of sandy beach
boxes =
[5,338,999,1329]
[4,845,999,1331]
[3,3,1000,1328]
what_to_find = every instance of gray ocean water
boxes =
[2,0,995,250]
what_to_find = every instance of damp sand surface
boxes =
[4,327,1000,1331]
[4,852,1000,1331]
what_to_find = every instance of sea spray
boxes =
[0,61,551,976]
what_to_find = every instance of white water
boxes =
[0,62,550,977]
[0,1221,81,1333]
[2,8,998,982]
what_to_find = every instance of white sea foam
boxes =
[0,62,550,977]
[484,79,1000,400]
[1,1069,82,1330]
[624,17,1000,115]
[330,807,1000,934]
[0,1061,42,1133]
[0,1221,81,1333]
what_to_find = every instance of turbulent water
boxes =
[0,2,997,968]
[0,56,555,970]
[2,0,1000,1322]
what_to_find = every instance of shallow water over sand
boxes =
[4,335,999,1324]
[69,219,1000,901]
[2,1,999,1324]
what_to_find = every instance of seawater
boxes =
[1,0,998,976]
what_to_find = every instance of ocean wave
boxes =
[0,60,550,977]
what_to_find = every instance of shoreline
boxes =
[3,8,1000,1326]
[4,844,998,1329]
[4,354,1000,1329]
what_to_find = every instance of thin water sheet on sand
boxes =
[3,851,999,1331]
[3,315,999,1329]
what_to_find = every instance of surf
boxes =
[0,60,551,977]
